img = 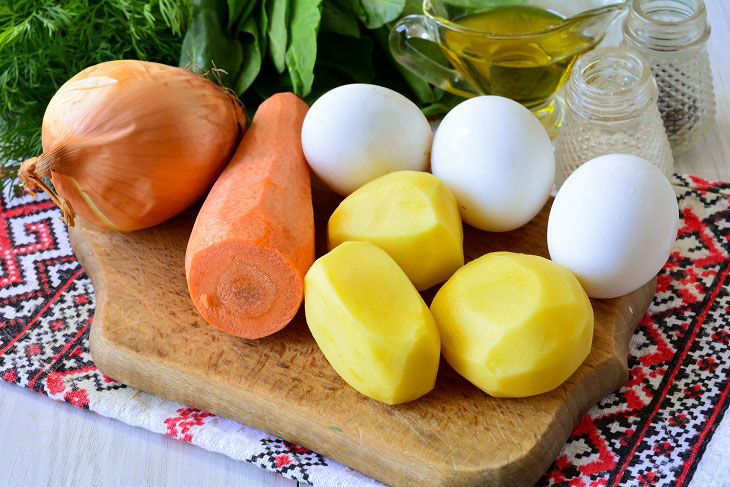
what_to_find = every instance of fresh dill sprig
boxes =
[0,0,192,192]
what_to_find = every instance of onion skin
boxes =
[21,60,245,231]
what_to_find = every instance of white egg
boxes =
[431,96,554,232]
[548,154,679,299]
[301,84,432,196]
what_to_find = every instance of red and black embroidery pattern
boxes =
[247,439,328,484]
[0,190,102,407]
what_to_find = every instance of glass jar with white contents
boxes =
[622,0,715,155]
[554,46,674,188]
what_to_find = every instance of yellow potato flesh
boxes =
[304,241,441,404]
[328,170,464,291]
[430,252,594,397]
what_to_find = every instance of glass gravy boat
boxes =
[390,0,629,137]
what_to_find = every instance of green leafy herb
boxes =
[285,0,323,97]
[357,0,406,29]
[421,93,464,116]
[181,0,465,114]
[0,0,191,189]
[227,0,251,30]
[266,0,289,73]
[320,2,360,38]
[180,2,243,86]
[258,0,269,56]
[234,16,263,94]
[401,0,424,16]
[328,0,405,29]
[228,0,257,32]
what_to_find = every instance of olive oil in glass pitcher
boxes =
[390,0,629,138]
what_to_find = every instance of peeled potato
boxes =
[305,241,440,404]
[328,171,464,291]
[430,252,593,398]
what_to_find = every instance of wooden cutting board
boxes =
[68,185,656,487]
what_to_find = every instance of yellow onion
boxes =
[19,60,245,231]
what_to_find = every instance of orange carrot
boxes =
[185,93,314,339]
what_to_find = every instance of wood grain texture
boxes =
[68,186,655,487]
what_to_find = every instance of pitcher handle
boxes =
[389,15,478,98]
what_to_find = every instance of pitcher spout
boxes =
[564,1,629,41]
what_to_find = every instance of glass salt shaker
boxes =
[554,46,673,188]
[622,0,715,155]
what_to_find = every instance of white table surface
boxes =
[2,2,728,486]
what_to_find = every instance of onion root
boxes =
[19,158,76,227]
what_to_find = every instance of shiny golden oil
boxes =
[440,6,601,108]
